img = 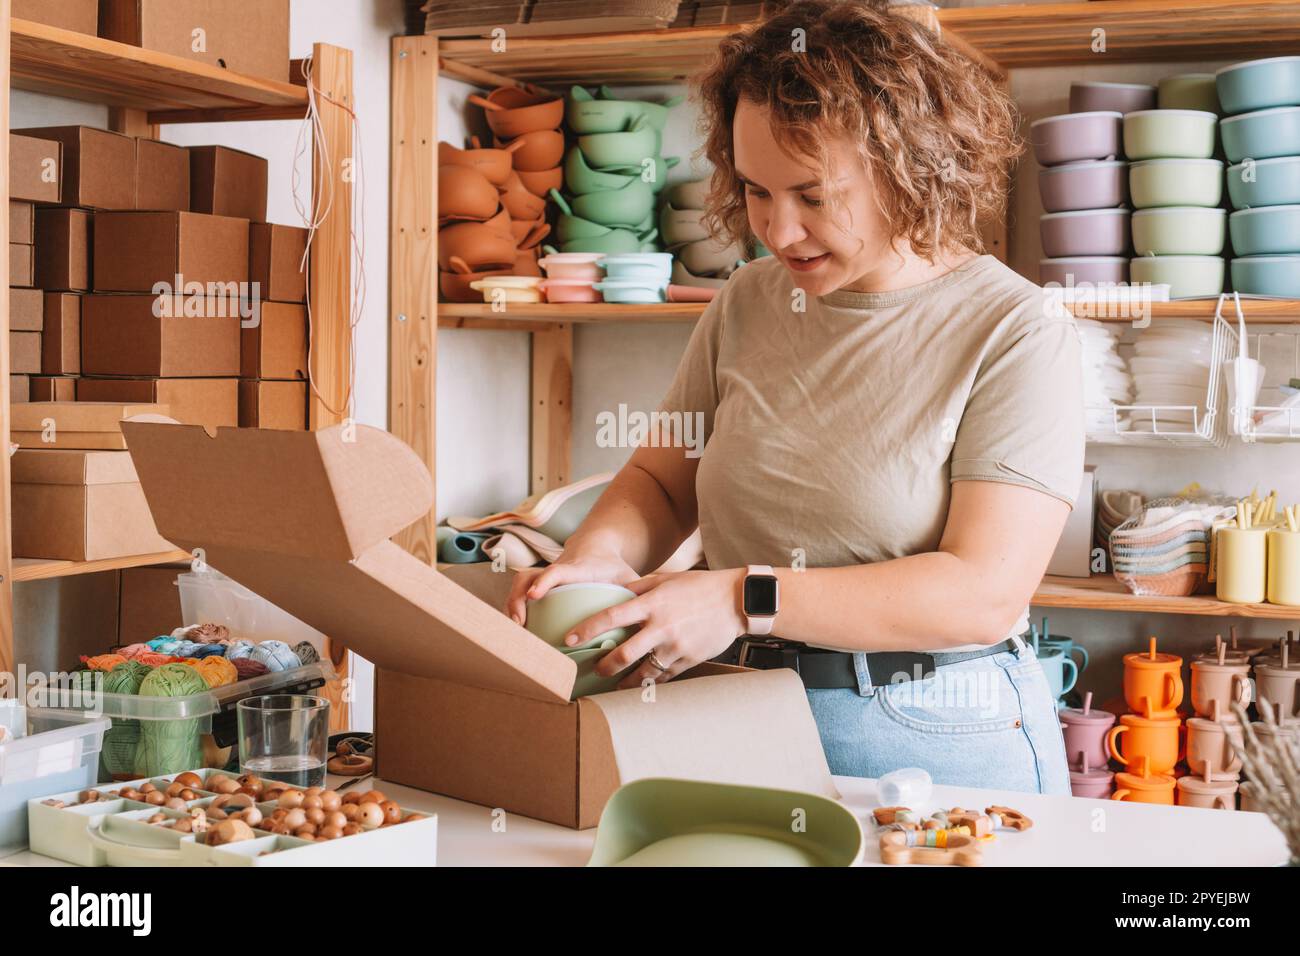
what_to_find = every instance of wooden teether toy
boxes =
[985,805,1033,831]
[879,829,983,867]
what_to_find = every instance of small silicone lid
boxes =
[1115,770,1176,790]
[1059,707,1116,725]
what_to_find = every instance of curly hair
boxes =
[691,0,1021,261]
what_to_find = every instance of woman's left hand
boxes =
[562,568,749,689]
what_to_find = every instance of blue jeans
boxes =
[805,642,1071,795]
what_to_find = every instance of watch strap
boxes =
[745,564,776,635]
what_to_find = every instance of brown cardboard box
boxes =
[11,243,35,287]
[100,0,290,84]
[248,223,307,303]
[42,293,81,375]
[11,448,172,561]
[10,202,34,244]
[189,146,268,223]
[10,134,61,204]
[242,303,307,379]
[12,126,133,209]
[10,288,45,331]
[238,380,306,430]
[11,331,41,373]
[11,401,166,450]
[123,422,835,829]
[31,377,78,402]
[118,565,186,644]
[93,210,248,292]
[82,295,240,377]
[35,208,91,291]
[135,138,190,212]
[13,0,98,34]
[11,375,30,404]
[79,377,236,429]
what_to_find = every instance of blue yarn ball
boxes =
[225,641,255,661]
[192,643,228,659]
[171,640,204,658]
[249,640,301,672]
[146,637,174,652]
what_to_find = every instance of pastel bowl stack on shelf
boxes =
[1033,83,1146,290]
[1109,496,1236,596]
[660,178,745,291]
[556,85,681,256]
[1076,317,1134,438]
[1218,56,1300,299]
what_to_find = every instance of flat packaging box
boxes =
[10,401,166,450]
[12,126,134,209]
[10,288,44,331]
[122,422,837,829]
[99,0,290,84]
[13,0,98,34]
[11,447,173,561]
[249,223,307,303]
[79,377,237,429]
[42,293,81,376]
[238,380,306,430]
[135,138,190,212]
[10,201,34,244]
[35,208,91,291]
[1048,465,1098,578]
[242,302,307,379]
[32,377,78,402]
[93,210,248,292]
[10,331,41,374]
[9,133,61,203]
[82,295,240,377]
[11,375,30,404]
[11,243,35,287]
[118,565,186,644]
[189,146,268,223]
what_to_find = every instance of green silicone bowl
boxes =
[559,229,657,255]
[1158,73,1222,114]
[564,146,638,195]
[588,778,864,867]
[1130,255,1225,298]
[565,85,683,134]
[1129,158,1223,208]
[1123,109,1218,160]
[1229,205,1300,255]
[577,116,660,169]
[570,179,656,228]
[1131,207,1226,255]
[1230,255,1300,296]
[1220,107,1300,164]
[1226,156,1300,208]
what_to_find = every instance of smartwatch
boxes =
[742,564,780,635]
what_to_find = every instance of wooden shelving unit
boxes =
[1034,575,1300,622]
[0,8,357,725]
[394,0,1300,622]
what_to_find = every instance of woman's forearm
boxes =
[564,461,694,575]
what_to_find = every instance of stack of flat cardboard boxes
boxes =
[9,132,62,403]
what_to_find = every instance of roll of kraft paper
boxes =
[438,529,494,564]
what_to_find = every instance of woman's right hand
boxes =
[506,549,640,626]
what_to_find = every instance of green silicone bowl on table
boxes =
[588,778,864,867]
[1229,205,1300,255]
[1226,156,1300,208]
[1123,109,1219,160]
[1130,255,1225,298]
[1230,255,1300,296]
[1131,207,1226,256]
[1214,56,1300,116]
[1129,158,1223,208]
[1220,107,1300,163]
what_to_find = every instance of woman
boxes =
[506,0,1083,794]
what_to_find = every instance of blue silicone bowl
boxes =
[597,253,673,281]
[1215,56,1300,116]
[1226,156,1300,208]
[1230,255,1300,296]
[1229,205,1300,255]
[1220,107,1300,163]
[591,278,668,303]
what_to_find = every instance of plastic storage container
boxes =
[0,708,110,857]
[176,566,328,655]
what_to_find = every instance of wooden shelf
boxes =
[9,18,308,123]
[438,302,705,326]
[1034,574,1300,620]
[12,550,192,584]
[435,1,1300,86]
[1070,300,1300,323]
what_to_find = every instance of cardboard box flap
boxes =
[121,421,578,703]
[585,669,840,799]
[11,449,141,486]
[11,402,165,433]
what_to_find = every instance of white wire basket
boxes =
[1239,328,1300,443]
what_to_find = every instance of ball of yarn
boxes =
[81,653,127,671]
[188,622,231,643]
[182,656,238,688]
[225,641,255,661]
[118,643,150,660]
[135,663,208,775]
[68,669,102,693]
[148,638,181,655]
[293,641,320,665]
[250,640,300,672]
[171,640,205,658]
[104,661,151,695]
[192,643,228,659]
[134,651,179,667]
[231,659,268,681]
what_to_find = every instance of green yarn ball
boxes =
[134,663,209,776]
[104,660,151,695]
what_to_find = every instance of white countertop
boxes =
[4,774,1289,867]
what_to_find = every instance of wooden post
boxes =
[531,324,573,494]
[390,35,438,563]
[108,107,157,139]
[0,2,13,680]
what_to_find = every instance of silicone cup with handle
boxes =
[1112,789,1132,801]
[1165,669,1185,711]
[1061,657,1079,696]
[1108,724,1129,765]
[1072,645,1090,672]
[1232,673,1252,707]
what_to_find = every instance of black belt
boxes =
[735,638,1021,690]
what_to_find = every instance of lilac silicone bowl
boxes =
[1039,160,1129,212]
[1030,111,1124,167]
[1040,209,1132,258]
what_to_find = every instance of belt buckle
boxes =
[737,638,800,673]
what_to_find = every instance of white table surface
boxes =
[4,774,1290,867]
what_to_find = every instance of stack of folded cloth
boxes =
[1111,496,1236,596]
[1097,489,1144,553]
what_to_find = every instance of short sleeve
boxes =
[950,314,1086,508]
[656,285,730,446]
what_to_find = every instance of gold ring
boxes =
[646,650,669,673]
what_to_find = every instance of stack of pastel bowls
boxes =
[536,251,604,303]
[1033,88,1136,288]
[1076,317,1133,437]
[1126,319,1215,434]
[558,85,682,255]
[1111,498,1232,596]
[1124,99,1225,297]
[660,179,745,290]
[1218,56,1300,298]
[593,252,674,304]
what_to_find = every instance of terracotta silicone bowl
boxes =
[494,129,565,173]
[438,139,522,186]
[440,263,513,303]
[499,170,547,221]
[468,87,563,139]
[438,220,517,272]
[438,163,499,222]
[516,166,564,198]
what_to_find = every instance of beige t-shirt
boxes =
[658,253,1085,649]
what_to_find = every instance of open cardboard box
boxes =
[121,422,836,829]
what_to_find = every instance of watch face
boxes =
[743,574,778,616]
